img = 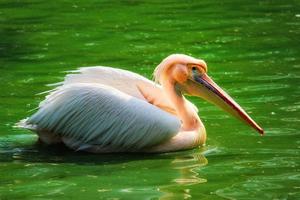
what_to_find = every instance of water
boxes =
[1,0,299,199]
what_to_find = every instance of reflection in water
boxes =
[158,150,208,200]
[0,144,209,199]
[171,151,207,185]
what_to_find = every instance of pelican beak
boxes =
[182,73,264,135]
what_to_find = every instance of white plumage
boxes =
[21,66,182,152]
[18,54,263,153]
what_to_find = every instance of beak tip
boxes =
[258,128,264,135]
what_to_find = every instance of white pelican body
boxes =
[19,54,263,153]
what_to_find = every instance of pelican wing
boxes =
[54,66,151,99]
[41,66,183,114]
[27,83,181,151]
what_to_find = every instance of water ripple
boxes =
[248,74,300,81]
[215,172,300,200]
[265,127,299,136]
[231,83,290,93]
[171,151,208,186]
[279,104,300,112]
[243,95,286,103]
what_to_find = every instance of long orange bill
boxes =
[192,73,264,135]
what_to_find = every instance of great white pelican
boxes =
[18,54,264,153]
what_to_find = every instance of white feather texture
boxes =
[55,66,151,99]
[22,67,182,152]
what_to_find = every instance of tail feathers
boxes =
[15,118,37,131]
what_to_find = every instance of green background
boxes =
[1,0,299,199]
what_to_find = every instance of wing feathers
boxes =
[27,83,181,151]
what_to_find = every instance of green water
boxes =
[1,0,300,199]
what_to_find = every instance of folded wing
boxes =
[26,83,181,151]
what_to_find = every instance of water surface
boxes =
[1,0,300,199]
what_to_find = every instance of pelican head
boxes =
[154,54,264,135]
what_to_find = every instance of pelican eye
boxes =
[192,66,197,71]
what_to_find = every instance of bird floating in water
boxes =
[18,54,264,153]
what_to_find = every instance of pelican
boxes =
[18,54,264,153]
